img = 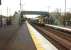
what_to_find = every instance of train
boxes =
[30,15,55,26]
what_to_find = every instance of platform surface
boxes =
[5,23,36,50]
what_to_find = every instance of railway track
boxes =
[30,23,71,50]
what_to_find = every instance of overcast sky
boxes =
[0,0,71,17]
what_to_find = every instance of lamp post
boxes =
[65,0,66,16]
[20,0,21,12]
[19,0,22,25]
[7,7,8,17]
[48,6,50,13]
[64,0,66,26]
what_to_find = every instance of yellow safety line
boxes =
[27,23,45,50]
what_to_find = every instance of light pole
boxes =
[7,7,8,17]
[20,0,21,12]
[65,0,66,16]
[48,6,50,13]
[64,0,66,26]
[19,0,22,25]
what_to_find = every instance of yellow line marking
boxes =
[27,23,45,50]
[26,21,58,50]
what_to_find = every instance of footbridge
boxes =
[21,11,49,16]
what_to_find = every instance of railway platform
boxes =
[0,21,58,50]
[27,21,58,50]
[4,22,36,50]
